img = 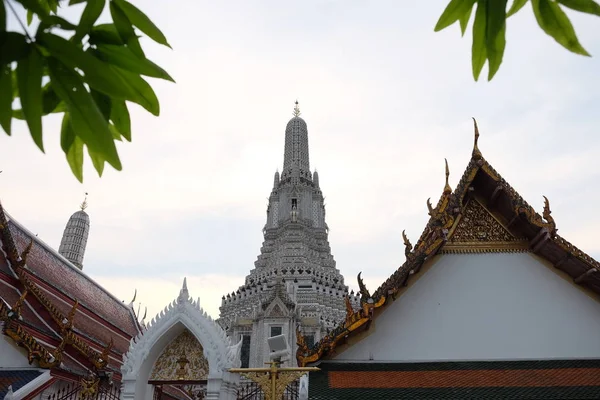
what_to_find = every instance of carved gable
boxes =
[265,297,289,318]
[442,198,527,254]
[149,329,209,382]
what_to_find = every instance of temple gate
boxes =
[120,279,242,400]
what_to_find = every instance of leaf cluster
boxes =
[435,0,599,81]
[0,0,174,181]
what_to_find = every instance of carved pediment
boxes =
[265,297,290,318]
[149,329,209,382]
[442,198,528,253]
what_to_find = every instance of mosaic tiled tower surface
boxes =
[58,199,90,270]
[218,103,359,367]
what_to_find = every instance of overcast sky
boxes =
[2,1,599,322]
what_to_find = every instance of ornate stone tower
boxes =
[218,102,359,368]
[58,197,90,270]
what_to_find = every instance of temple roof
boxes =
[0,200,142,375]
[296,119,600,366]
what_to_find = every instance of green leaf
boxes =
[41,83,62,114]
[110,100,130,141]
[0,33,30,64]
[532,0,590,56]
[472,0,488,81]
[113,0,171,47]
[89,24,123,45]
[110,1,144,57]
[48,0,58,13]
[109,123,122,141]
[557,0,600,16]
[507,0,529,17]
[486,0,508,80]
[47,57,122,170]
[61,114,84,182]
[27,10,34,25]
[87,146,105,176]
[15,0,50,21]
[37,33,133,100]
[1,0,6,32]
[90,88,112,120]
[95,44,175,81]
[73,0,106,42]
[60,112,74,152]
[37,16,78,32]
[459,2,475,36]
[0,65,12,135]
[11,70,18,98]
[69,0,87,5]
[435,0,477,31]
[110,65,159,116]
[17,47,44,151]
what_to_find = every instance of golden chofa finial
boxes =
[293,100,301,117]
[472,117,482,159]
[444,158,451,194]
[80,192,88,211]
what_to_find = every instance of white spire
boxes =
[177,277,189,304]
[58,196,91,270]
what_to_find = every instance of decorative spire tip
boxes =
[444,158,451,194]
[80,192,88,211]
[293,100,301,117]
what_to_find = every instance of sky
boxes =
[2,1,600,323]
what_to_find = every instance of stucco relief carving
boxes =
[149,329,209,381]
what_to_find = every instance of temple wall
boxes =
[335,252,600,362]
[0,332,31,368]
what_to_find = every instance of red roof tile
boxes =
[5,217,140,350]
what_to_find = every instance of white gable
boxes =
[335,252,600,362]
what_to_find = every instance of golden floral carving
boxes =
[150,329,209,381]
[443,199,528,253]
[451,199,516,243]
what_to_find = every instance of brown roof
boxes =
[0,199,141,375]
[4,213,141,352]
[297,119,600,366]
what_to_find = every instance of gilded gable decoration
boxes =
[150,329,209,381]
[441,198,528,254]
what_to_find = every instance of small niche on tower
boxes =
[290,198,298,222]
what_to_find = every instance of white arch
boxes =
[120,278,241,400]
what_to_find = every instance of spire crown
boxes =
[80,192,88,211]
[282,101,310,179]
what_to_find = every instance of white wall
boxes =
[335,253,600,362]
[0,332,31,368]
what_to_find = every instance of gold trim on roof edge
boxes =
[296,119,600,367]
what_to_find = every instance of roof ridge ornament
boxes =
[178,277,189,304]
[472,117,482,160]
[129,289,137,307]
[402,230,413,260]
[293,100,301,117]
[444,158,452,194]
